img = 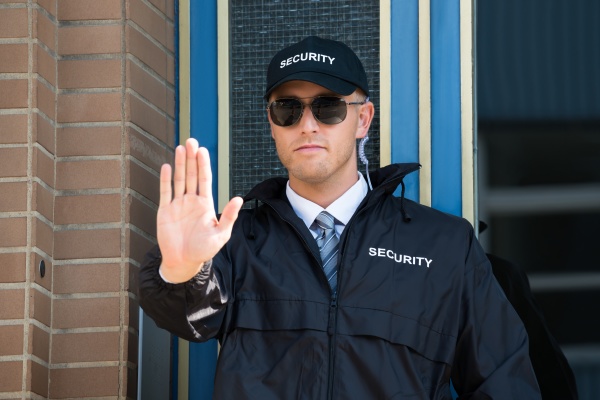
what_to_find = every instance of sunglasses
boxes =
[267,96,369,127]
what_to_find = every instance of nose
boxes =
[297,102,319,132]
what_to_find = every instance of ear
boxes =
[355,101,375,139]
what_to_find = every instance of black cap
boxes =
[265,36,369,100]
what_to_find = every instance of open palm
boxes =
[157,139,243,283]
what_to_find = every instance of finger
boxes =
[197,147,213,199]
[217,196,244,234]
[159,163,173,207]
[185,138,199,195]
[173,145,186,198]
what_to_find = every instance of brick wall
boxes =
[0,0,175,398]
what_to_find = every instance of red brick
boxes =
[28,359,49,397]
[34,44,57,86]
[0,44,28,73]
[0,361,22,392]
[50,367,119,398]
[0,8,28,38]
[58,24,121,55]
[125,295,138,330]
[127,126,173,172]
[37,0,56,17]
[127,59,168,113]
[34,8,56,52]
[30,288,51,327]
[127,227,154,264]
[126,24,168,80]
[55,193,120,224]
[57,92,121,123]
[56,159,121,190]
[127,92,173,145]
[53,297,120,329]
[33,217,53,256]
[29,324,50,363]
[127,158,159,204]
[33,182,54,222]
[58,0,121,21]
[53,263,120,294]
[34,113,56,154]
[54,228,121,259]
[0,147,28,178]
[0,252,26,283]
[0,181,27,212]
[0,79,28,108]
[0,325,23,356]
[33,146,55,187]
[34,79,56,120]
[127,0,170,49]
[0,217,27,247]
[128,194,157,236]
[59,58,121,89]
[51,331,119,363]
[57,125,121,156]
[0,289,25,319]
[0,114,28,143]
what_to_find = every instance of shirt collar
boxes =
[286,172,368,230]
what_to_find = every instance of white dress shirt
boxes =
[286,172,369,239]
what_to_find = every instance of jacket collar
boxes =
[243,163,421,204]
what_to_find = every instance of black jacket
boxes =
[139,163,541,399]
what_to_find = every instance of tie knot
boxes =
[315,211,335,231]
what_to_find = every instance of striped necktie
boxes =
[315,211,339,293]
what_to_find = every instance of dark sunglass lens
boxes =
[270,99,302,126]
[311,97,346,125]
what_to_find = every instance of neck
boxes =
[289,170,359,209]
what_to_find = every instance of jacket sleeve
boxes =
[138,245,230,342]
[451,229,542,399]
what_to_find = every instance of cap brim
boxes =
[265,71,357,100]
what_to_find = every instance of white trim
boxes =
[178,338,190,400]
[177,2,191,398]
[418,0,432,206]
[178,0,190,143]
[217,0,230,212]
[460,0,476,225]
[379,0,391,167]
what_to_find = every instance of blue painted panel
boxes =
[189,340,218,398]
[190,0,219,201]
[188,1,219,399]
[391,0,420,202]
[430,0,462,216]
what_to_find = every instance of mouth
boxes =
[295,143,325,152]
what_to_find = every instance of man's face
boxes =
[267,80,373,190]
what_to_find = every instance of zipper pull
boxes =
[327,296,338,335]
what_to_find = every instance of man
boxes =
[139,36,541,399]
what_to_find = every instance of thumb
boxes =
[217,196,244,233]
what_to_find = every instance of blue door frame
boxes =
[178,1,473,398]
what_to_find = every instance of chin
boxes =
[288,166,331,184]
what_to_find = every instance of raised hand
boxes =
[157,138,243,283]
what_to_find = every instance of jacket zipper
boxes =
[264,201,371,400]
[327,293,338,400]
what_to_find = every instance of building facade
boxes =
[2,0,597,399]
[0,0,174,397]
